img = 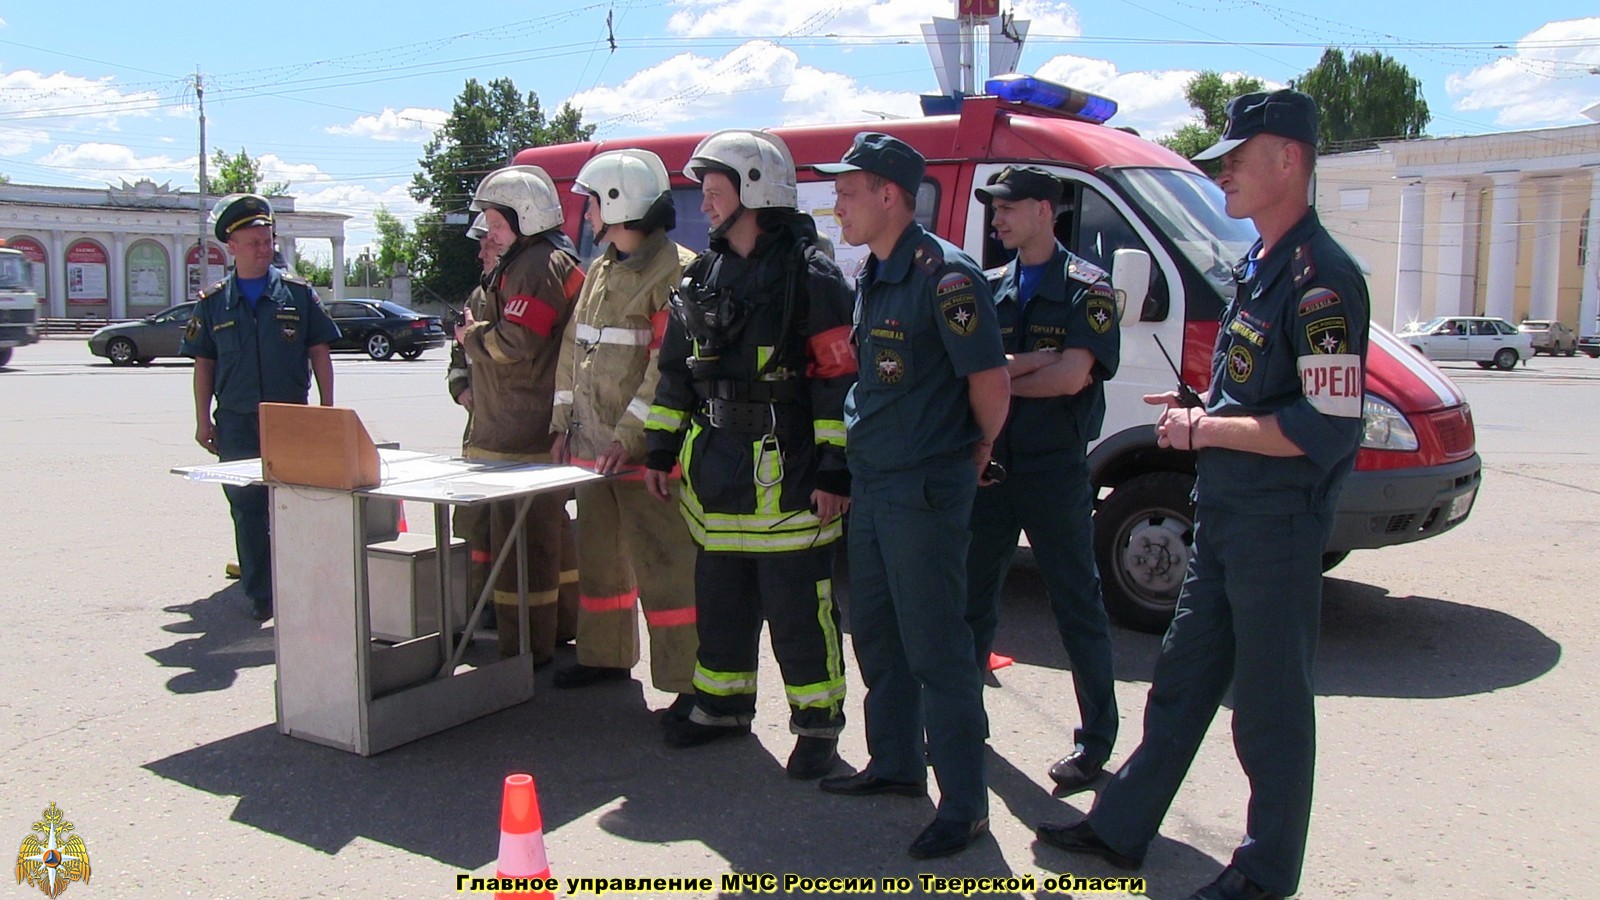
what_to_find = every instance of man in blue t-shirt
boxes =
[964,166,1120,795]
[181,193,340,621]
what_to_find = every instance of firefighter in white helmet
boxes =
[457,164,585,663]
[549,149,701,720]
[643,130,859,779]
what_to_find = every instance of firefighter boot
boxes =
[786,736,839,780]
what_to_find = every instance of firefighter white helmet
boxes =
[574,149,671,226]
[469,165,563,236]
[683,129,797,210]
[464,212,489,241]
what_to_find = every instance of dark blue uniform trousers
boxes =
[848,459,988,823]
[1088,506,1328,896]
[215,409,271,607]
[966,459,1118,765]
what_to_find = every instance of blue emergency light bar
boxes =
[985,74,1118,124]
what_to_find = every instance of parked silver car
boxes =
[87,302,196,365]
[1395,316,1533,370]
[1518,319,1577,356]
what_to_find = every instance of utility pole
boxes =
[194,67,208,295]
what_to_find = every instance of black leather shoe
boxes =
[908,816,989,859]
[818,771,925,797]
[1186,866,1283,900]
[663,718,749,749]
[1035,819,1143,871]
[552,664,630,689]
[1048,750,1105,792]
[660,694,696,725]
[786,737,839,780]
[249,598,273,621]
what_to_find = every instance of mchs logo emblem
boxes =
[15,802,91,897]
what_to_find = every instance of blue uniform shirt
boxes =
[992,242,1121,473]
[845,224,1006,475]
[1198,209,1370,514]
[180,267,340,415]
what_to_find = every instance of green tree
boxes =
[293,255,332,286]
[372,205,416,277]
[409,77,593,303]
[206,147,290,196]
[1157,71,1265,166]
[1292,49,1430,152]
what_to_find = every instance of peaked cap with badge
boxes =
[212,193,275,243]
[1192,89,1319,161]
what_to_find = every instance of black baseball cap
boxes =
[975,166,1063,205]
[815,132,925,199]
[1193,89,1319,161]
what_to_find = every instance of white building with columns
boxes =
[1318,122,1600,337]
[0,179,350,319]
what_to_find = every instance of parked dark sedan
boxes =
[325,298,446,360]
[87,301,197,365]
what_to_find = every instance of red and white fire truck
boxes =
[514,75,1480,632]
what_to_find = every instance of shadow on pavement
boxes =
[147,586,276,694]
[989,555,1560,701]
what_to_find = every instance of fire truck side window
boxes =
[1074,187,1170,322]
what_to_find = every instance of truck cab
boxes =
[514,75,1481,632]
[0,245,41,366]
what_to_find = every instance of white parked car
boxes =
[1396,316,1533,370]
[1518,319,1578,356]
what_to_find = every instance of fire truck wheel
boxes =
[1094,471,1194,634]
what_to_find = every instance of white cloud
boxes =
[291,181,424,256]
[665,0,1078,41]
[568,41,921,133]
[33,142,197,184]
[0,67,170,155]
[326,107,448,142]
[1446,18,1600,128]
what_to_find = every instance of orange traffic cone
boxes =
[987,652,1014,671]
[396,502,408,533]
[495,773,552,900]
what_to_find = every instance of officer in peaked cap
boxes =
[1036,88,1370,900]
[181,192,340,621]
[965,164,1121,800]
[816,132,1011,860]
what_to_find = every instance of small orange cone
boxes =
[495,773,552,900]
[396,502,408,533]
[987,652,1014,671]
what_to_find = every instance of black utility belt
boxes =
[700,398,800,435]
[701,378,803,404]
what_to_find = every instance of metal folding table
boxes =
[174,449,603,755]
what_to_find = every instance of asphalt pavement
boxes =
[1,340,1595,898]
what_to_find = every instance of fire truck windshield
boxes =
[1111,167,1257,300]
[0,252,31,291]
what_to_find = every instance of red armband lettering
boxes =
[807,325,858,378]
[503,294,560,337]
[649,309,671,350]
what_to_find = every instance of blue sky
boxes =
[2,1,1596,256]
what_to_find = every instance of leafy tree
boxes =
[346,254,384,289]
[372,205,416,277]
[205,147,290,196]
[293,255,332,286]
[0,173,10,184]
[1157,71,1265,167]
[1292,49,1430,152]
[409,77,593,303]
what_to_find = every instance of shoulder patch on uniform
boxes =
[198,279,226,301]
[183,317,201,341]
[1086,290,1117,334]
[940,289,980,337]
[1298,286,1339,317]
[936,271,973,296]
[1305,317,1348,354]
[912,235,945,275]
[1290,243,1317,288]
[1065,253,1109,286]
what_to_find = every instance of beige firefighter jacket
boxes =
[461,236,584,457]
[551,230,695,465]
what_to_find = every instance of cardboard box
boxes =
[259,403,379,490]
